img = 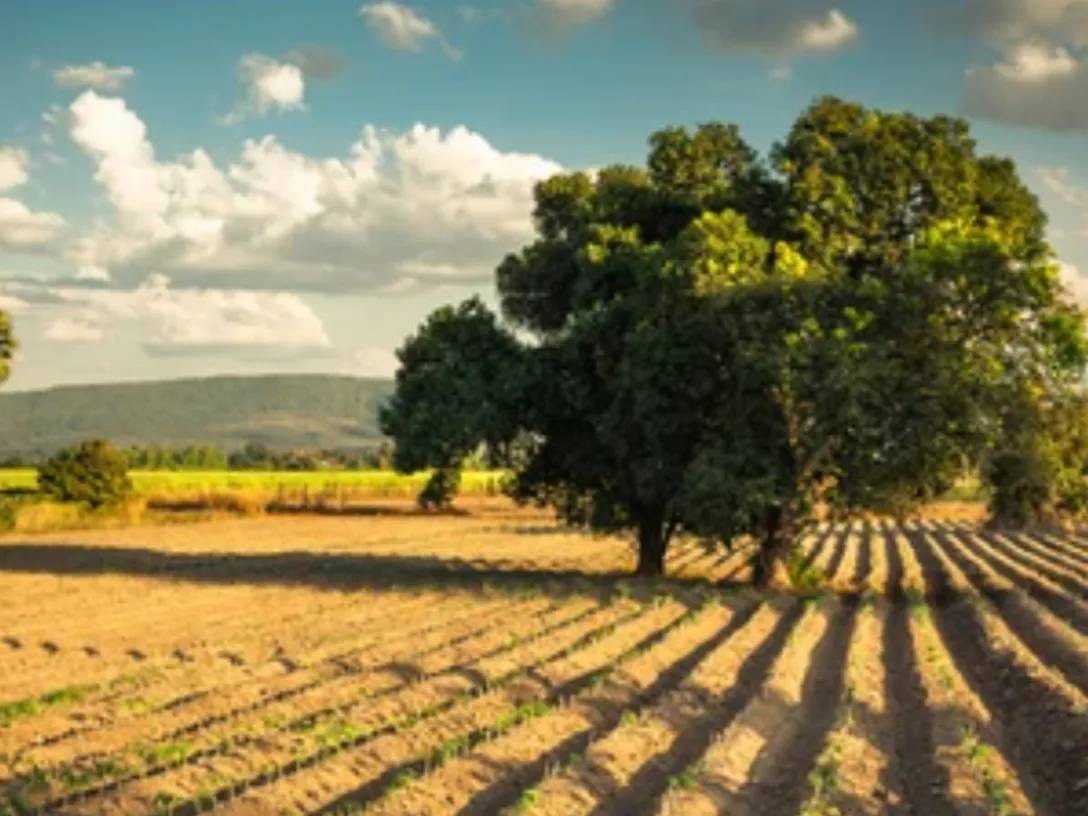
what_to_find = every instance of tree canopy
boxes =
[382,96,1087,583]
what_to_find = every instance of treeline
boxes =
[1,442,397,471]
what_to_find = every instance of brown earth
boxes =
[0,501,1085,815]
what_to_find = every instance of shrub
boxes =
[38,439,133,508]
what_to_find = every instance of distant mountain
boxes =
[0,375,395,457]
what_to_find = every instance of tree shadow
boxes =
[0,541,746,603]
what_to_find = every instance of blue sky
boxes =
[0,0,1086,390]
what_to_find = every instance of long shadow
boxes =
[850,523,872,590]
[586,601,806,816]
[912,531,1088,816]
[452,601,764,815]
[821,530,849,585]
[731,598,858,814]
[882,586,954,814]
[933,527,1088,697]
[0,542,716,602]
[976,528,1088,598]
[882,526,906,599]
[956,530,1088,636]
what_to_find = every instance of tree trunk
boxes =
[635,510,669,577]
[754,505,794,588]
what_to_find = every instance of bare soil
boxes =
[0,499,1085,815]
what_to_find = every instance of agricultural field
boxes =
[0,469,507,498]
[1,503,1087,815]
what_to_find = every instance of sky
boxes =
[1,0,1087,391]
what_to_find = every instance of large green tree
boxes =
[382,97,1086,583]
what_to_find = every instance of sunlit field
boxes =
[1,504,1087,814]
[0,469,507,497]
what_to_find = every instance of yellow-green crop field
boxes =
[0,468,507,497]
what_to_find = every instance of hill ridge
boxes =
[0,374,394,456]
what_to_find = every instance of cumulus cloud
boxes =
[361,2,461,59]
[964,42,1088,130]
[962,0,1088,47]
[959,2,1088,130]
[693,1,858,58]
[63,91,562,293]
[53,61,135,91]
[224,54,306,124]
[1058,260,1088,305]
[0,147,29,191]
[0,146,65,249]
[40,275,330,354]
[535,0,615,33]
[1040,165,1088,208]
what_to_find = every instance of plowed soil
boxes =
[1,505,1086,815]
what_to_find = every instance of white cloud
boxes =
[1041,165,1088,208]
[535,0,615,33]
[0,147,29,191]
[962,0,1088,47]
[0,146,65,249]
[44,313,107,343]
[0,199,65,248]
[224,54,306,124]
[63,91,562,294]
[1058,260,1088,305]
[360,2,461,59]
[964,43,1088,130]
[345,346,399,377]
[41,275,330,354]
[693,1,858,57]
[993,40,1078,80]
[53,62,134,91]
[798,9,857,51]
[959,2,1088,130]
[0,292,30,313]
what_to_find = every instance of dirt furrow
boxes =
[908,597,1035,816]
[798,601,904,815]
[932,527,1088,697]
[213,598,695,816]
[974,527,1088,598]
[651,599,842,816]
[519,601,784,816]
[994,529,1088,581]
[2,591,537,761]
[911,533,1088,816]
[940,524,1088,636]
[358,597,762,816]
[3,596,622,811]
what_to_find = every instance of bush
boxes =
[38,439,133,508]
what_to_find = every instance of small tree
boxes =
[0,311,14,387]
[38,439,133,508]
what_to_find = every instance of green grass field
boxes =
[0,469,508,497]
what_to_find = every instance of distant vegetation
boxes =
[0,374,394,459]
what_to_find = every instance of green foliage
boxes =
[384,96,1087,578]
[986,389,1088,525]
[380,298,524,506]
[37,439,133,508]
[0,311,13,387]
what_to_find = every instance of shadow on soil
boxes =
[0,541,740,602]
